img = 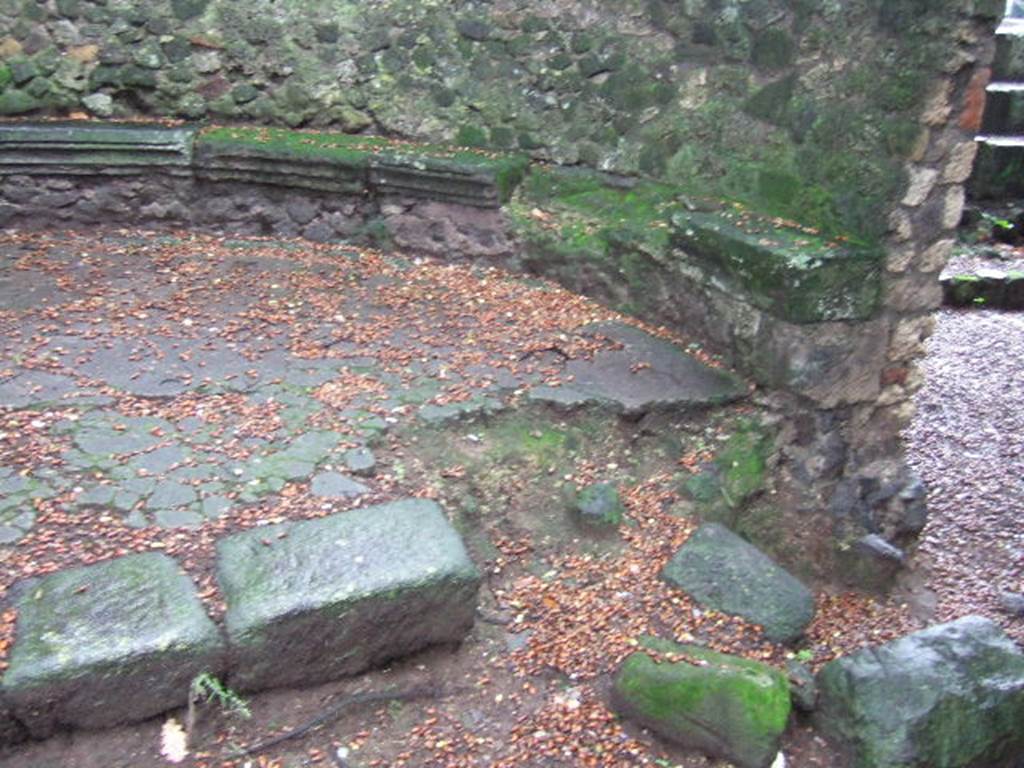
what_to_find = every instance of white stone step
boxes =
[987,81,1024,93]
[975,134,1024,147]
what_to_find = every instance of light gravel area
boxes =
[942,243,1024,275]
[905,308,1024,644]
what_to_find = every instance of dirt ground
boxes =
[0,227,1019,768]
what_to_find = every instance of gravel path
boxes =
[905,308,1024,643]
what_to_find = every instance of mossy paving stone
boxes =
[1,553,224,739]
[216,498,481,692]
[661,523,815,644]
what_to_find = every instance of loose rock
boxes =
[612,637,791,768]
[571,482,624,527]
[816,615,1024,768]
[661,523,815,643]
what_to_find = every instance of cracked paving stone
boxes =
[310,471,369,499]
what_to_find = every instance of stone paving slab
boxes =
[2,553,224,738]
[216,499,481,692]
[528,322,746,415]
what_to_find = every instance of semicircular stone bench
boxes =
[0,119,883,402]
[0,498,480,745]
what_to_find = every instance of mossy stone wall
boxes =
[0,0,997,242]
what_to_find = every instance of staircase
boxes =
[972,4,1024,198]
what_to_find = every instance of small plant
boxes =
[794,648,814,664]
[190,672,252,720]
[981,211,1014,231]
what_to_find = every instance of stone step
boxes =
[981,81,1024,134]
[526,321,747,415]
[994,30,1024,80]
[1,553,224,739]
[0,122,529,208]
[216,498,481,692]
[941,268,1024,309]
[969,136,1024,199]
[196,126,528,208]
[0,122,195,176]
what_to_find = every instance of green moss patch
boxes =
[613,636,791,768]
[672,208,882,323]
[511,166,881,326]
[198,124,529,202]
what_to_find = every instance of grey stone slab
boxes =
[529,322,746,416]
[216,498,481,691]
[3,553,224,737]
[134,445,187,475]
[343,447,377,476]
[279,430,342,462]
[310,471,368,499]
[0,526,24,544]
[817,616,1024,768]
[661,523,814,643]
[0,370,79,409]
[418,397,505,425]
[153,508,204,528]
[146,480,197,510]
[74,426,163,456]
[76,484,116,507]
[201,495,232,518]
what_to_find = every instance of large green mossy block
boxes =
[612,637,791,768]
[196,126,528,206]
[0,121,195,172]
[817,616,1024,768]
[216,498,481,692]
[671,210,882,324]
[661,523,814,643]
[2,553,224,738]
[511,168,879,327]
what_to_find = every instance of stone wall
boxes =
[0,0,1003,243]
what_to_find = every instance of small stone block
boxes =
[661,523,814,643]
[216,498,481,691]
[572,482,624,527]
[2,553,224,738]
[343,447,377,476]
[612,638,791,768]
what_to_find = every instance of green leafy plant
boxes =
[190,672,252,720]
[794,648,814,663]
[981,211,1014,231]
[180,672,253,752]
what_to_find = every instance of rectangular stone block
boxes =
[0,122,195,176]
[2,553,224,738]
[671,210,883,324]
[216,498,481,692]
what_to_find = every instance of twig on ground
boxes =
[238,684,446,757]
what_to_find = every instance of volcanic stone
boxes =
[2,553,224,738]
[816,615,1024,768]
[216,498,481,691]
[661,523,814,643]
